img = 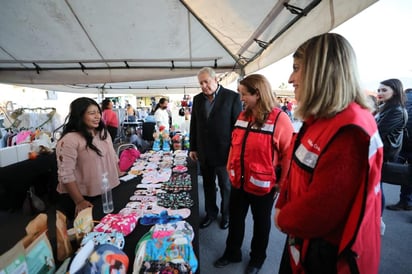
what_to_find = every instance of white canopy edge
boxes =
[17,71,240,96]
[0,0,378,91]
[246,0,378,74]
[0,67,237,86]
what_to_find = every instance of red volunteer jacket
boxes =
[277,102,383,273]
[227,108,282,195]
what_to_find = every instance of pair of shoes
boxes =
[386,202,412,211]
[245,265,260,274]
[200,216,215,229]
[220,219,229,229]
[214,256,241,268]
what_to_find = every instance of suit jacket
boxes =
[190,85,242,167]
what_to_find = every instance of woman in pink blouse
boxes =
[56,97,122,219]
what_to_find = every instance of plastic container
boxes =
[101,173,114,214]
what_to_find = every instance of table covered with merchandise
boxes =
[80,150,200,274]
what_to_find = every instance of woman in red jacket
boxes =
[275,33,383,274]
[214,74,293,274]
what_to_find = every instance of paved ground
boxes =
[197,177,412,274]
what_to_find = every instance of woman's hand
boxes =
[75,199,93,216]
[274,208,282,231]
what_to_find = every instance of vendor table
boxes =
[0,154,200,274]
[91,157,200,273]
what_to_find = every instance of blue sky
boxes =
[260,0,412,92]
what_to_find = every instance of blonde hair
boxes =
[293,33,371,120]
[239,74,276,127]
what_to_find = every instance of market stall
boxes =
[0,150,200,274]
[89,152,200,273]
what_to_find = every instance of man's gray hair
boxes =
[198,67,216,78]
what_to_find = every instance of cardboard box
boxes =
[0,214,54,274]
[25,232,55,274]
[0,146,18,167]
[0,241,28,274]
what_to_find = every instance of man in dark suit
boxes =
[189,67,242,229]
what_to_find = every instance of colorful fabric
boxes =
[76,244,129,274]
[139,260,192,274]
[94,213,139,236]
[133,221,197,273]
[81,231,125,250]
[139,210,183,226]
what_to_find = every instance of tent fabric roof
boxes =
[0,0,377,90]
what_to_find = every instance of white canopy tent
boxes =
[0,0,377,92]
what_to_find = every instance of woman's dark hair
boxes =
[61,97,107,156]
[380,78,406,107]
[154,97,168,112]
[101,99,112,110]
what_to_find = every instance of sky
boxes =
[259,0,412,93]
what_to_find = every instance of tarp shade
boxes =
[0,0,377,90]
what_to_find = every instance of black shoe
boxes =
[386,202,412,211]
[245,265,260,274]
[200,216,215,229]
[220,219,229,229]
[214,256,241,268]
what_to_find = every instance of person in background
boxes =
[136,107,148,121]
[56,97,123,220]
[368,94,379,115]
[384,87,412,210]
[375,78,407,234]
[124,99,130,109]
[101,98,119,142]
[189,67,242,230]
[213,74,293,274]
[275,33,383,273]
[153,97,170,131]
[126,104,136,122]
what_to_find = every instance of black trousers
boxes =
[223,186,276,267]
[107,126,118,142]
[279,237,339,274]
[200,164,231,220]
